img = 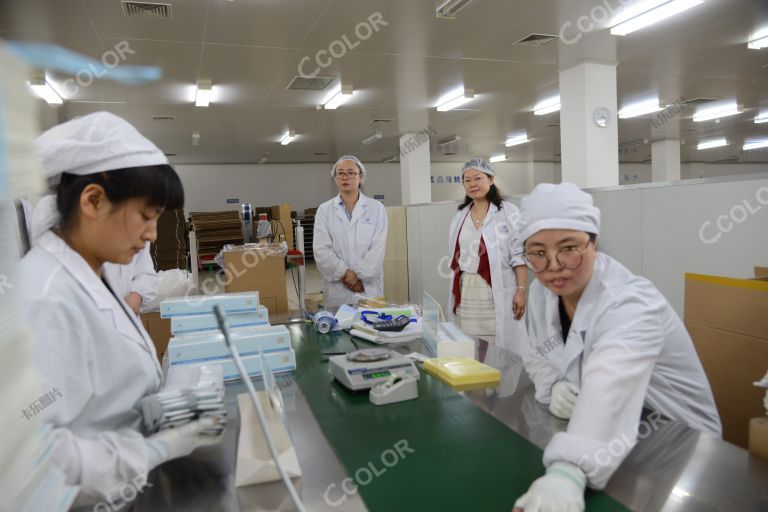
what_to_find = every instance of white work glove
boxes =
[513,461,586,512]
[146,417,224,469]
[549,381,579,420]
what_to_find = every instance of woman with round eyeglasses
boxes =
[446,158,528,363]
[512,182,720,512]
[313,155,388,310]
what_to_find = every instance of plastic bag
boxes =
[142,269,195,312]
[214,242,289,268]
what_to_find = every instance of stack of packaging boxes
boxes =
[159,292,296,382]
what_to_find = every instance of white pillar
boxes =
[559,61,619,188]
[399,133,431,205]
[651,139,681,182]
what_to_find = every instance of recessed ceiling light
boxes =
[619,97,663,118]
[280,130,296,145]
[610,0,704,37]
[436,87,475,111]
[697,138,727,150]
[28,76,63,105]
[534,95,560,115]
[195,79,212,107]
[693,99,741,122]
[489,154,507,163]
[322,84,354,109]
[505,132,530,147]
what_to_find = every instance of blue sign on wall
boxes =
[226,198,240,204]
[374,194,385,200]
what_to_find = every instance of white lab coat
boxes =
[523,252,721,489]
[103,241,158,308]
[19,230,163,505]
[446,201,528,354]
[313,193,388,309]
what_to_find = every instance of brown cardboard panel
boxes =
[749,417,768,459]
[140,312,171,363]
[686,323,768,448]
[756,267,768,278]
[684,274,768,341]
[223,249,288,314]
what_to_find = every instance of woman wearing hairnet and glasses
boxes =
[512,183,720,512]
[313,155,388,310]
[446,158,528,364]
[22,112,223,507]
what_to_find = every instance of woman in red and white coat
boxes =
[446,158,528,362]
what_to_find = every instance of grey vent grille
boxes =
[514,33,559,47]
[122,1,172,19]
[619,138,649,148]
[286,76,335,91]
[152,115,175,121]
[370,118,394,124]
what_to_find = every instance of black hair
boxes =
[56,164,184,233]
[458,182,504,211]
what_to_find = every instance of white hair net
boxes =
[518,182,601,242]
[331,155,367,183]
[461,157,496,177]
[34,111,168,183]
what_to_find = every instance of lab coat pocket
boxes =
[355,223,376,252]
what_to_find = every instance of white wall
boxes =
[618,162,768,185]
[174,163,402,214]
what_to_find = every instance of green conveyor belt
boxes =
[288,324,628,512]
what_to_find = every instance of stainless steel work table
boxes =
[135,327,768,511]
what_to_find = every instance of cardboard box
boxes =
[684,273,768,448]
[140,311,172,362]
[755,267,768,278]
[223,248,288,315]
[749,417,768,459]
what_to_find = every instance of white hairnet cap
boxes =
[519,182,601,242]
[34,111,168,181]
[331,155,367,183]
[461,158,496,177]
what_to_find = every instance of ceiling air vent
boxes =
[152,115,175,121]
[286,76,335,91]
[370,118,394,124]
[164,153,177,157]
[546,123,560,128]
[313,152,328,156]
[619,138,649,148]
[514,33,559,47]
[122,1,172,20]
[716,156,740,163]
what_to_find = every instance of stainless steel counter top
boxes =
[135,336,768,512]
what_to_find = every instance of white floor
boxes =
[198,260,324,310]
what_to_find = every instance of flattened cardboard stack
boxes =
[151,208,188,271]
[684,270,768,448]
[190,211,244,263]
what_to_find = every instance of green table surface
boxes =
[287,323,628,512]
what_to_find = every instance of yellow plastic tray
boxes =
[424,357,501,391]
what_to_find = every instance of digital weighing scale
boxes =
[329,348,420,391]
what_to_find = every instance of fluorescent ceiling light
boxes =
[610,0,704,37]
[362,132,383,145]
[436,88,475,111]
[28,77,63,105]
[754,111,768,124]
[436,0,476,19]
[743,139,768,151]
[195,80,212,107]
[693,99,741,122]
[489,154,507,163]
[505,132,530,147]
[381,155,398,163]
[748,28,768,49]
[323,84,354,109]
[697,138,727,150]
[192,131,200,146]
[534,96,560,115]
[618,98,663,118]
[280,130,296,145]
